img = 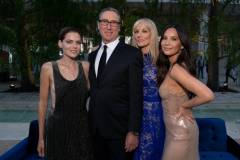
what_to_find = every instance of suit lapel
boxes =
[90,46,100,80]
[99,41,124,80]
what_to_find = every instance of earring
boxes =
[59,48,63,56]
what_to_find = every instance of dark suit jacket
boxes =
[88,40,143,139]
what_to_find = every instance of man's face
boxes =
[98,11,121,44]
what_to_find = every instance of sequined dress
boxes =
[134,54,165,160]
[45,61,93,160]
[159,73,199,160]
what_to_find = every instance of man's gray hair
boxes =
[98,7,121,22]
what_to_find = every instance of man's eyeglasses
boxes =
[99,19,120,27]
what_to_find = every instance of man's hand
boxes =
[124,132,139,152]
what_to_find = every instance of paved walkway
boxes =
[0,82,240,155]
[0,83,39,154]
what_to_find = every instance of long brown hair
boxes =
[156,24,196,86]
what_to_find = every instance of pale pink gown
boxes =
[159,74,200,160]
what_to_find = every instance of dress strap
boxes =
[51,61,58,75]
[77,61,87,84]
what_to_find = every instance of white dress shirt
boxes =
[94,38,120,76]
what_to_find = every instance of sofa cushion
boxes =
[0,138,28,160]
[200,151,238,160]
[24,153,43,160]
[27,120,39,154]
[197,118,227,151]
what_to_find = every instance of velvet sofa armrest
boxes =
[227,135,240,158]
[196,118,227,151]
[27,120,39,154]
[0,138,28,160]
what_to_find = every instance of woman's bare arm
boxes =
[169,64,214,109]
[37,62,51,157]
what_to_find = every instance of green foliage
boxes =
[122,9,141,36]
[0,25,17,48]
[0,0,239,89]
[218,4,240,67]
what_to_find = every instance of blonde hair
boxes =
[131,18,159,65]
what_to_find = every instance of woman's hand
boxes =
[37,139,45,157]
[177,106,194,124]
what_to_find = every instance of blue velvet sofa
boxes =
[1,118,240,160]
[197,118,240,160]
[0,120,42,160]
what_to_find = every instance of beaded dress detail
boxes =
[45,61,93,160]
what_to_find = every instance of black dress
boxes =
[45,61,93,160]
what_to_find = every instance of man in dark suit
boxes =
[88,7,143,160]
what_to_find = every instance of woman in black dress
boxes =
[37,27,93,160]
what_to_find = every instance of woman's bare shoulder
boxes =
[42,61,52,68]
[80,60,89,67]
[41,61,53,75]
[80,60,89,71]
[170,64,187,76]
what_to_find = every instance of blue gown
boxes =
[134,54,165,160]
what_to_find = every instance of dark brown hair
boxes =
[58,27,81,41]
[156,24,196,86]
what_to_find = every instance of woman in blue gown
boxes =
[131,18,165,160]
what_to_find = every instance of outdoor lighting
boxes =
[9,83,16,89]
